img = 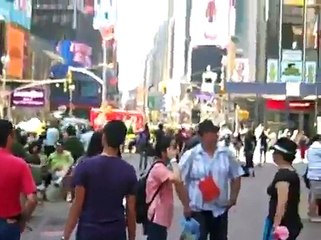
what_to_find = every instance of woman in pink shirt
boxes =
[145,137,190,240]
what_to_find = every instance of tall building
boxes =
[186,0,321,134]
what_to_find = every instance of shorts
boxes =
[310,180,321,200]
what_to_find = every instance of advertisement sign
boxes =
[93,0,116,30]
[266,58,316,84]
[190,0,236,48]
[11,88,45,107]
[230,58,251,82]
[0,0,32,29]
[56,40,92,68]
[6,23,25,78]
[266,59,279,83]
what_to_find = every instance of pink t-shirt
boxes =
[146,163,174,228]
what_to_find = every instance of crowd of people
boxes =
[0,117,320,240]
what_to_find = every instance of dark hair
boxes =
[155,136,173,158]
[103,120,127,148]
[86,131,103,157]
[0,120,13,148]
[28,141,41,154]
[66,125,77,136]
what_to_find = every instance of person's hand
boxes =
[167,147,179,160]
[183,205,192,219]
[226,198,237,209]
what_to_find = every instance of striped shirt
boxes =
[307,142,321,181]
[179,144,243,217]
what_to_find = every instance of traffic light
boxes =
[64,70,73,92]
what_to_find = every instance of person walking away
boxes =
[179,120,243,240]
[44,120,60,157]
[259,130,268,166]
[306,135,321,222]
[0,120,38,240]
[263,138,302,240]
[145,137,190,240]
[62,120,137,240]
[137,124,150,171]
[244,130,256,177]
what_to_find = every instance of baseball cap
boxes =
[198,120,220,136]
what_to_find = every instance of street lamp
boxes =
[1,55,10,119]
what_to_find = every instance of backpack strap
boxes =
[146,161,166,206]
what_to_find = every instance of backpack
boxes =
[135,161,166,224]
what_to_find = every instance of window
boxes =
[79,81,99,97]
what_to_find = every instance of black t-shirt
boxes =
[267,169,302,228]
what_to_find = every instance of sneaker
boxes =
[309,216,321,222]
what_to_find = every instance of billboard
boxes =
[0,0,32,29]
[11,88,45,107]
[6,23,25,78]
[190,0,236,48]
[93,0,116,30]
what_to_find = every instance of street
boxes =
[23,152,320,240]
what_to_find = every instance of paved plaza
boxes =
[23,152,320,240]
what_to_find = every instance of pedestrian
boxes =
[263,138,302,240]
[145,137,190,240]
[136,124,150,171]
[259,130,268,166]
[62,120,137,240]
[44,120,60,157]
[244,130,256,177]
[306,135,321,221]
[0,120,38,240]
[155,123,165,158]
[179,120,243,240]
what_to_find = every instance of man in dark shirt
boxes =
[63,120,137,240]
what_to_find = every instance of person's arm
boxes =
[20,162,38,231]
[273,181,289,227]
[63,163,87,240]
[126,166,138,240]
[228,151,243,207]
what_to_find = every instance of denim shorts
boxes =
[0,219,20,240]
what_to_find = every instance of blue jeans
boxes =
[146,221,167,240]
[0,219,20,240]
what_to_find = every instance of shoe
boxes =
[309,217,321,222]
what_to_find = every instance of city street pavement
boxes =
[23,150,320,240]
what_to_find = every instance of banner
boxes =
[11,88,45,107]
[6,24,25,78]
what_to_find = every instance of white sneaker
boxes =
[309,216,321,222]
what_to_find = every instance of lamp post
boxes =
[1,55,10,119]
[64,70,75,116]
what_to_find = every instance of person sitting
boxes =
[48,141,74,187]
